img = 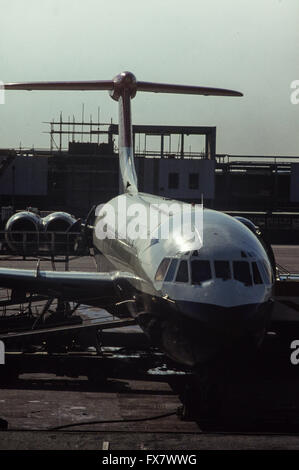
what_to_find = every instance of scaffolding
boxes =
[45,111,216,160]
[44,108,114,153]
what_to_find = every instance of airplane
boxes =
[0,71,274,380]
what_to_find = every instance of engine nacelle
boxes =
[42,211,77,253]
[5,211,42,254]
[42,211,76,232]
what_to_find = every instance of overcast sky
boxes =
[0,0,298,155]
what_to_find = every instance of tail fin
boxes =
[4,71,243,194]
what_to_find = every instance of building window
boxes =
[189,173,199,190]
[168,172,179,189]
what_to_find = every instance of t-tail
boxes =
[4,71,243,194]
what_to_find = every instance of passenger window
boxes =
[164,259,178,282]
[252,262,263,284]
[191,260,212,284]
[214,261,231,280]
[155,258,171,281]
[233,261,252,286]
[176,260,189,283]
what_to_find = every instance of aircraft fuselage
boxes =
[93,192,273,368]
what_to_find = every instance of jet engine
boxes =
[5,211,42,254]
[42,211,77,253]
[234,216,276,277]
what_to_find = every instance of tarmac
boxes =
[0,245,299,450]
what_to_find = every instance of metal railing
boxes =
[0,231,89,257]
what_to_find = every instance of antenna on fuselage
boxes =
[4,71,243,195]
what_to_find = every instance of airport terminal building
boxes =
[0,121,299,242]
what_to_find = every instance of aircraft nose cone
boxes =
[157,300,272,369]
[176,299,272,338]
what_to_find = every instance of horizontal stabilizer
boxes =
[137,81,243,97]
[4,80,114,91]
[3,71,242,196]
[4,74,243,97]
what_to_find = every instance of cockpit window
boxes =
[176,260,189,283]
[233,261,252,286]
[191,260,212,284]
[259,260,273,284]
[164,259,178,282]
[252,261,263,284]
[214,261,231,280]
[155,258,171,281]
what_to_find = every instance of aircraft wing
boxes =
[0,268,140,307]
